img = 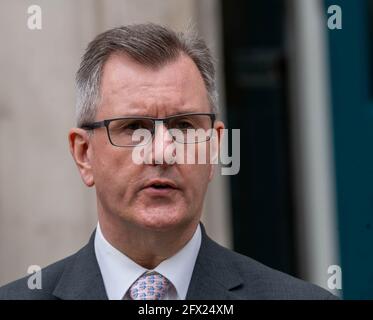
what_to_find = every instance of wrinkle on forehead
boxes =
[97,53,210,118]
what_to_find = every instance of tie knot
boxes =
[129,271,171,300]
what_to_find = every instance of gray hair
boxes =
[75,23,218,127]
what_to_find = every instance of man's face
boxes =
[71,53,223,232]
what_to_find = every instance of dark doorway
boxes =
[221,0,297,276]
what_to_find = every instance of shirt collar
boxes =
[94,222,201,300]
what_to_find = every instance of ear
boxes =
[68,128,95,187]
[208,120,225,181]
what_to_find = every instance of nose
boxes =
[147,121,176,165]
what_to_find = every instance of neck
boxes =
[98,213,199,269]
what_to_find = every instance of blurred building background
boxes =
[0,0,371,299]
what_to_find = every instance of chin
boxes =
[133,208,191,232]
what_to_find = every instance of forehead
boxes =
[98,53,210,118]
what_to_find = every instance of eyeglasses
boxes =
[80,112,216,147]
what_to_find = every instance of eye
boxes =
[111,119,151,134]
[174,119,195,130]
[125,121,143,130]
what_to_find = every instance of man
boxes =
[0,23,337,300]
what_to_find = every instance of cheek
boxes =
[182,141,213,165]
[91,146,138,197]
[181,164,211,198]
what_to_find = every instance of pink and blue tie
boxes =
[129,271,171,300]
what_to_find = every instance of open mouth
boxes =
[142,180,178,192]
[151,184,172,189]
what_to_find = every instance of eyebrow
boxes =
[113,109,208,118]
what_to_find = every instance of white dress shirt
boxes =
[94,222,202,300]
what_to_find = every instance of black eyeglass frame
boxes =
[80,112,217,147]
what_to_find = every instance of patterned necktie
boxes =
[129,271,171,300]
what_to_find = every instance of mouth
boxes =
[141,179,179,196]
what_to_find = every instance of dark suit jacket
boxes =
[0,223,338,300]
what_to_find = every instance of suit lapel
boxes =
[52,231,108,300]
[52,223,244,300]
[186,223,243,299]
